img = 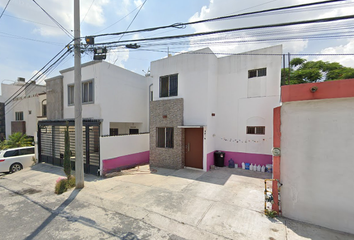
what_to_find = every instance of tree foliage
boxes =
[281,58,354,85]
[0,132,32,150]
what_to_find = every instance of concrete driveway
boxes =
[0,163,353,240]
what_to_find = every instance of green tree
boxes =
[281,58,354,85]
[63,123,71,179]
[0,132,32,149]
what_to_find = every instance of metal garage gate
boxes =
[38,119,101,175]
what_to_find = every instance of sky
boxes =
[0,0,354,86]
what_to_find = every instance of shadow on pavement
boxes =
[151,165,272,186]
[29,163,102,183]
[276,217,354,240]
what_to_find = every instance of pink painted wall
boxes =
[102,151,149,174]
[207,151,272,171]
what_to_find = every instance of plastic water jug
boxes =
[242,162,245,169]
[257,165,261,172]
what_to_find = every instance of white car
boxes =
[0,146,35,173]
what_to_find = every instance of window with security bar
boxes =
[248,68,267,78]
[247,126,265,135]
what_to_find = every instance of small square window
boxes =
[15,112,23,121]
[157,127,174,148]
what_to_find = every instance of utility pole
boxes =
[74,0,84,188]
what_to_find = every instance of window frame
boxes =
[246,126,265,135]
[15,111,24,121]
[82,79,94,104]
[67,79,95,106]
[159,74,178,98]
[42,99,47,117]
[248,68,267,79]
[110,128,118,136]
[156,127,174,148]
[68,84,74,106]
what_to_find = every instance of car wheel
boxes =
[10,163,22,173]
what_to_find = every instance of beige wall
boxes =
[280,97,354,235]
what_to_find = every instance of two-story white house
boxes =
[149,45,282,171]
[0,78,46,140]
[39,60,151,175]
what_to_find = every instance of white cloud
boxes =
[105,48,130,67]
[134,0,143,8]
[188,0,354,54]
[3,0,109,37]
[314,40,354,68]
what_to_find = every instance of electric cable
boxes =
[89,0,344,39]
[0,0,11,20]
[4,41,73,106]
[81,0,96,24]
[32,0,73,39]
[91,15,354,47]
[112,0,147,65]
[5,49,73,115]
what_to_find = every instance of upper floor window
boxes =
[248,68,267,78]
[15,112,23,121]
[160,74,178,98]
[82,80,94,103]
[68,85,74,105]
[42,99,47,117]
[68,79,94,106]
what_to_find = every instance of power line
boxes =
[4,42,73,106]
[0,31,66,45]
[94,2,145,34]
[113,0,147,65]
[89,0,344,39]
[0,0,11,20]
[5,50,73,115]
[81,0,96,24]
[32,0,73,39]
[92,14,354,47]
[2,13,57,28]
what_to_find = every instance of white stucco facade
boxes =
[1,81,46,138]
[61,61,152,136]
[150,45,282,171]
[280,98,354,235]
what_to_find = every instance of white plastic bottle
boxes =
[253,164,257,171]
[250,164,253,171]
[242,162,245,169]
[261,165,265,172]
[257,165,261,172]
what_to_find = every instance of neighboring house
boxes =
[39,60,151,175]
[272,79,354,235]
[149,45,282,171]
[0,77,46,140]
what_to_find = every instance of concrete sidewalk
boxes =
[0,163,353,240]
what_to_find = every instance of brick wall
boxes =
[149,98,185,169]
[11,121,26,135]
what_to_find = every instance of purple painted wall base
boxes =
[207,151,272,171]
[102,151,149,175]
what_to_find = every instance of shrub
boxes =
[265,209,278,218]
[54,176,76,194]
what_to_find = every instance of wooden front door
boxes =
[185,128,203,169]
